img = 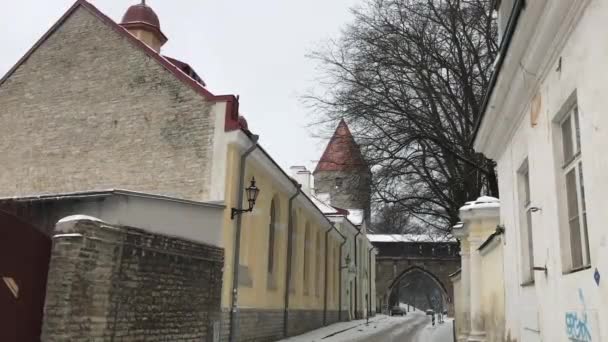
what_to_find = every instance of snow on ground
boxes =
[278,314,418,342]
[413,318,454,342]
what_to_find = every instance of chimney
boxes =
[290,166,312,195]
[120,1,168,53]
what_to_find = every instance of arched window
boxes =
[289,211,298,292]
[268,199,278,274]
[316,231,322,296]
[303,223,310,294]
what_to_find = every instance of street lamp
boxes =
[231,177,260,219]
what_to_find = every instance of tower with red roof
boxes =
[314,119,371,224]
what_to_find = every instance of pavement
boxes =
[279,311,454,342]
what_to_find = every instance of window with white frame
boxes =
[557,104,590,271]
[518,159,534,283]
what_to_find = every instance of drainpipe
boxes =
[338,235,348,321]
[368,246,377,318]
[229,135,259,342]
[353,228,362,318]
[283,184,301,338]
[323,224,346,325]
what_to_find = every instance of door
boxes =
[0,210,51,342]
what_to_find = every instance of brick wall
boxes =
[42,218,224,341]
[0,6,217,201]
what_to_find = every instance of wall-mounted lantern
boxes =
[231,177,260,219]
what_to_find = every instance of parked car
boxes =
[390,306,406,316]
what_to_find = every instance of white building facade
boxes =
[474,0,608,341]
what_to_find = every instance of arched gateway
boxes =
[369,234,460,315]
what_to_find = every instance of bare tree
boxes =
[307,0,498,234]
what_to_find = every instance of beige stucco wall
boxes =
[451,274,463,337]
[220,143,342,312]
[480,240,505,342]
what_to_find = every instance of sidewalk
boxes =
[278,314,418,342]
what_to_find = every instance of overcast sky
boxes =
[0,0,360,171]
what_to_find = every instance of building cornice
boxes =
[474,0,591,159]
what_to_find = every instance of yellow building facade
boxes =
[219,138,355,341]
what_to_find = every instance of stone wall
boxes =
[375,257,460,315]
[42,218,224,341]
[0,6,217,201]
[220,308,344,341]
[314,170,371,218]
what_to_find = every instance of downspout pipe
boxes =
[283,184,301,338]
[229,134,259,342]
[338,235,348,321]
[353,228,362,318]
[323,224,346,326]
[367,246,377,318]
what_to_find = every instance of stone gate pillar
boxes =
[453,196,500,342]
[452,229,471,342]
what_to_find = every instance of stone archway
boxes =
[386,265,451,313]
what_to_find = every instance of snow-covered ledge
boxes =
[454,196,500,342]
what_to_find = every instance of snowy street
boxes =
[279,312,454,342]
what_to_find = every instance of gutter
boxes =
[283,184,301,337]
[367,246,377,317]
[229,135,259,342]
[353,228,362,318]
[323,224,346,325]
[338,230,348,321]
[471,0,526,145]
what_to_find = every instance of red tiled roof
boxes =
[314,119,367,173]
[164,56,206,86]
[332,206,350,216]
[0,0,244,133]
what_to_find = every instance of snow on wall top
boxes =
[459,196,500,211]
[367,234,456,243]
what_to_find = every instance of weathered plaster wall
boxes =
[491,1,608,340]
[0,6,223,201]
[480,240,505,342]
[451,274,464,337]
[42,218,224,341]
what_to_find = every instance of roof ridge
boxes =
[0,0,242,132]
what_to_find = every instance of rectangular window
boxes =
[558,104,590,271]
[518,160,534,284]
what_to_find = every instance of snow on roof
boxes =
[459,196,500,211]
[367,234,456,243]
[310,195,339,215]
[347,209,364,226]
[57,215,102,224]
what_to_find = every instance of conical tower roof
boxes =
[314,119,367,173]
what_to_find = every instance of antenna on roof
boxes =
[141,0,146,5]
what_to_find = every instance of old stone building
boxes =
[0,1,376,341]
[313,119,372,224]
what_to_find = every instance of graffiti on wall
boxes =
[565,289,592,342]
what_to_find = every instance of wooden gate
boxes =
[0,210,51,342]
